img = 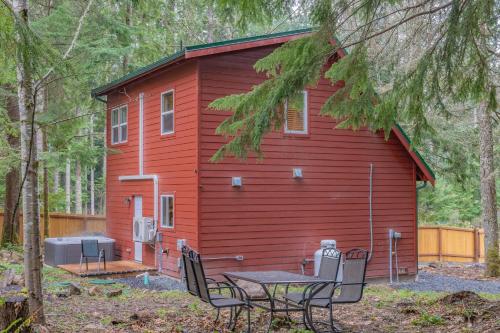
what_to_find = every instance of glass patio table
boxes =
[223,271,335,332]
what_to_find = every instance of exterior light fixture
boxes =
[232,177,242,187]
[293,168,303,179]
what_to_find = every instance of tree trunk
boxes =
[89,115,95,215]
[13,0,45,323]
[75,107,82,214]
[478,105,499,277]
[75,160,82,214]
[65,159,71,213]
[0,294,30,332]
[42,128,49,238]
[122,0,132,72]
[52,168,59,192]
[2,85,20,245]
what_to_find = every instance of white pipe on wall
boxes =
[118,92,161,271]
[139,93,144,176]
[118,175,158,224]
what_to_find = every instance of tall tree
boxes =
[210,0,499,276]
[65,158,70,213]
[12,0,45,323]
[479,103,498,276]
[1,85,20,245]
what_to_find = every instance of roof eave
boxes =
[91,28,314,99]
[91,50,186,98]
[393,124,436,185]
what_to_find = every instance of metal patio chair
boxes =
[284,247,342,328]
[304,248,369,333]
[80,239,106,272]
[187,249,252,332]
[181,245,228,305]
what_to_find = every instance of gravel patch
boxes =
[115,275,186,291]
[395,271,500,294]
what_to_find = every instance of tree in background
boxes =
[209,0,499,276]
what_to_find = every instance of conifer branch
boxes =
[36,0,94,89]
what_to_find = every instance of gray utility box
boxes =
[44,236,115,266]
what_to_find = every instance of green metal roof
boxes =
[91,49,185,98]
[91,28,313,97]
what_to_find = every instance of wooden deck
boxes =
[58,260,156,278]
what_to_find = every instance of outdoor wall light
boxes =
[293,168,303,179]
[123,196,132,206]
[232,177,243,187]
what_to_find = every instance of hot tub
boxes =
[44,236,115,266]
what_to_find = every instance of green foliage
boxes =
[209,33,332,160]
[419,180,481,227]
[411,312,445,327]
[210,0,498,158]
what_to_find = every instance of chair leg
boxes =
[230,306,242,331]
[85,257,88,271]
[79,254,83,272]
[98,256,101,273]
[307,305,320,333]
[246,306,251,333]
[226,307,234,329]
[214,308,220,323]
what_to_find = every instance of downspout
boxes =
[415,181,427,276]
[368,163,374,262]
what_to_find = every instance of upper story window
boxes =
[111,105,128,144]
[161,90,174,135]
[160,194,174,228]
[284,91,308,134]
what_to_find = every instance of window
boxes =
[161,90,174,134]
[111,105,128,144]
[160,195,174,228]
[284,91,308,134]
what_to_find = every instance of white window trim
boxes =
[284,90,308,135]
[160,194,174,228]
[111,104,128,144]
[160,89,175,135]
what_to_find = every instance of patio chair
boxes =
[181,246,229,304]
[284,247,342,328]
[304,248,369,333]
[80,239,106,272]
[185,248,252,332]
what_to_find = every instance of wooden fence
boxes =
[418,226,485,263]
[0,211,106,241]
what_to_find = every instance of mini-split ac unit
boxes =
[133,217,155,243]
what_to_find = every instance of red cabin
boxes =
[92,29,435,280]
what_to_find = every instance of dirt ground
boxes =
[419,262,500,281]
[0,251,498,333]
[42,268,499,333]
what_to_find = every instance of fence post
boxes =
[473,228,480,262]
[437,227,442,262]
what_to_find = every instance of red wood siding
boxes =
[198,46,418,278]
[106,61,199,275]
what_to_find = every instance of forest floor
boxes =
[0,249,499,333]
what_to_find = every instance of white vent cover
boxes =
[293,168,303,178]
[232,177,242,187]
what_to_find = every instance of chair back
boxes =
[181,246,198,296]
[190,251,211,303]
[81,239,99,257]
[314,247,342,297]
[336,248,368,302]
